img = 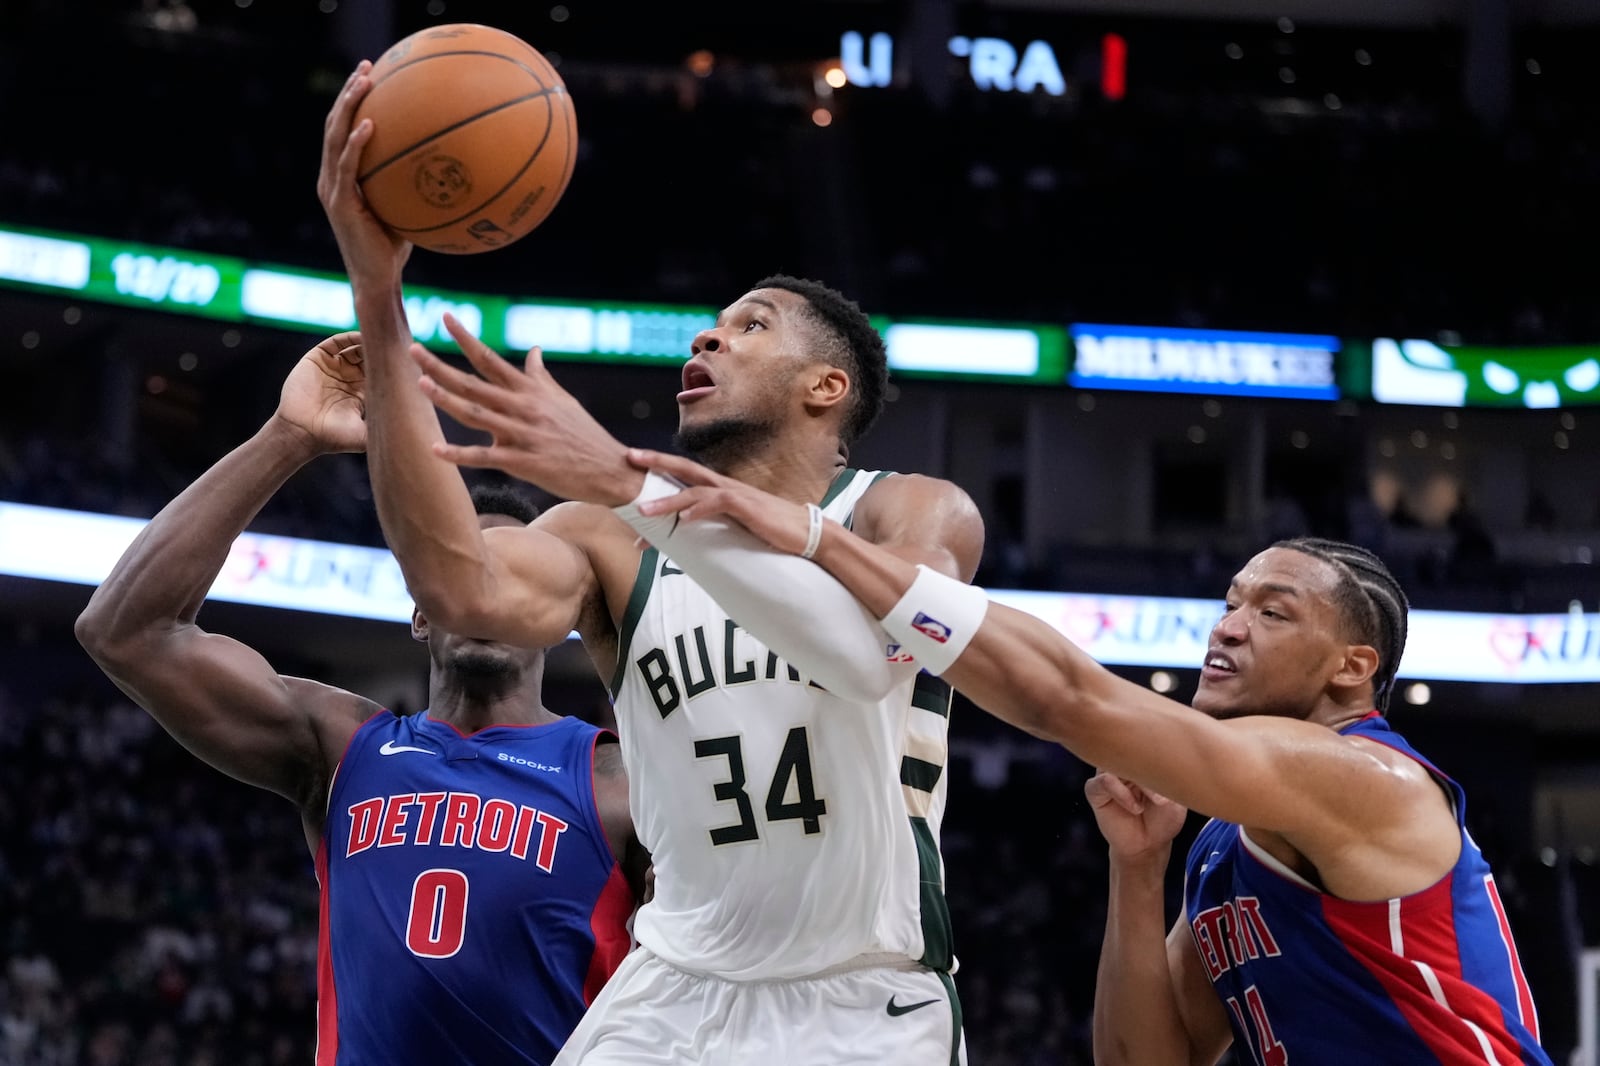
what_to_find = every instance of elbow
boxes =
[74,598,112,661]
[405,575,486,636]
[74,601,133,672]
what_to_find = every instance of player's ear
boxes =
[411,606,429,643]
[804,364,850,416]
[1331,642,1379,690]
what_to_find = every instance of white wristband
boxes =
[800,503,824,560]
[881,565,989,676]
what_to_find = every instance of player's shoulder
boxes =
[863,470,970,499]
[857,470,983,530]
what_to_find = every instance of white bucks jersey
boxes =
[612,469,956,981]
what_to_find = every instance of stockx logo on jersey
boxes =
[911,612,952,644]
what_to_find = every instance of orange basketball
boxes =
[352,23,577,254]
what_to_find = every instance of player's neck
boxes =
[712,440,848,505]
[1309,693,1381,732]
[427,681,559,733]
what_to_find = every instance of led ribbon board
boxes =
[6,502,1595,684]
[0,222,1065,381]
[1368,338,1600,408]
[1070,324,1341,400]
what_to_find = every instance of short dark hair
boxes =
[752,274,888,447]
[1274,537,1410,712]
[470,483,539,525]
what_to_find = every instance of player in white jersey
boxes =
[320,76,982,1061]
[613,468,958,981]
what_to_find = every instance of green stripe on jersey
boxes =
[818,467,859,510]
[609,547,659,698]
[910,815,953,972]
[938,970,965,1066]
[900,756,944,793]
[912,672,953,717]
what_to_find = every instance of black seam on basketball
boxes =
[385,94,560,234]
[372,49,555,90]
[356,86,566,183]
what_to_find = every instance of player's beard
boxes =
[447,646,522,699]
[673,417,778,472]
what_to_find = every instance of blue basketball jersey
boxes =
[1184,713,1548,1065]
[315,711,632,1066]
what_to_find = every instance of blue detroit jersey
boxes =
[1184,714,1549,1066]
[316,711,632,1066]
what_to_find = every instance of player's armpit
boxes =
[590,737,649,904]
[1167,918,1235,1066]
[849,474,985,582]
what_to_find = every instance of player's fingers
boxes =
[626,448,724,488]
[438,314,521,386]
[519,344,556,385]
[410,346,512,413]
[663,487,726,517]
[322,63,373,169]
[318,330,363,364]
[337,117,375,193]
[1087,773,1144,814]
[417,372,525,438]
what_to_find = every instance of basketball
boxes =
[352,23,577,255]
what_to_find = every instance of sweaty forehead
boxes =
[1230,547,1340,596]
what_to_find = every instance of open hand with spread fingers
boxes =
[413,312,644,506]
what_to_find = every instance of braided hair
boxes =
[1273,537,1410,711]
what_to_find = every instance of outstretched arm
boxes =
[75,335,378,810]
[624,448,1423,845]
[407,335,984,702]
[317,65,592,648]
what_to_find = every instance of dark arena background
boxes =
[2,0,1599,1062]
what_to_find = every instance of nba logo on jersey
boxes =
[885,643,916,663]
[911,613,952,643]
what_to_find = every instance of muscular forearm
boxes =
[805,535,1223,799]
[77,420,320,654]
[354,288,491,619]
[1093,856,1193,1066]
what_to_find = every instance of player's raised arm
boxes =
[318,67,591,650]
[75,334,378,810]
